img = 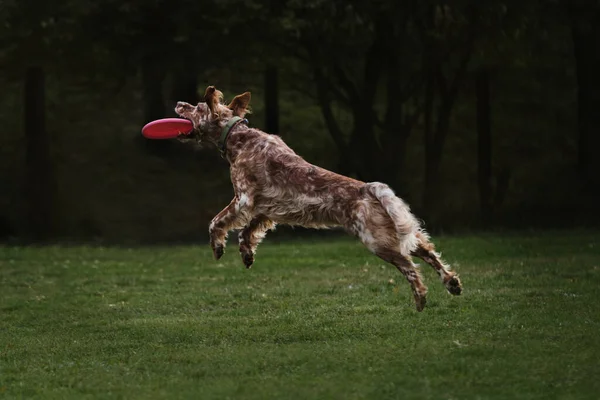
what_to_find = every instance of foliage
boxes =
[0,0,598,239]
[258,0,537,200]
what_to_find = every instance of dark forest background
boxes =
[1,0,599,244]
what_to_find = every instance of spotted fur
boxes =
[174,86,462,311]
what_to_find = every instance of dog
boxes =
[174,86,462,311]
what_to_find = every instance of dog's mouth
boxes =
[173,113,193,130]
[174,103,204,140]
[173,113,201,142]
[173,110,195,127]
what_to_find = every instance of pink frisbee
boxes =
[141,118,193,139]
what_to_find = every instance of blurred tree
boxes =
[476,66,493,222]
[24,67,57,239]
[83,0,174,120]
[420,3,477,217]
[268,0,425,190]
[170,53,200,109]
[566,0,600,189]
[0,0,594,241]
[265,65,280,134]
[0,0,87,239]
[267,0,507,213]
[80,0,222,156]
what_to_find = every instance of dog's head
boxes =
[175,86,251,146]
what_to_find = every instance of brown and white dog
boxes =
[175,86,462,311]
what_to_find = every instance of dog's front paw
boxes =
[241,252,254,269]
[212,244,224,260]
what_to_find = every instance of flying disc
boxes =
[141,118,193,139]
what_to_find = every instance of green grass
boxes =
[1,232,599,399]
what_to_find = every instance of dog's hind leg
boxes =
[209,197,249,260]
[411,231,462,295]
[349,207,428,311]
[238,216,276,268]
[374,247,429,312]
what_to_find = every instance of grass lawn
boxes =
[1,231,599,399]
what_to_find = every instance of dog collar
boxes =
[218,116,248,155]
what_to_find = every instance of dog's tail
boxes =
[364,182,421,256]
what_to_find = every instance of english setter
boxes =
[174,86,462,311]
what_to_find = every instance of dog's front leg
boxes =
[209,197,248,260]
[238,216,276,268]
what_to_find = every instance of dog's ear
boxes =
[228,92,251,117]
[204,86,223,118]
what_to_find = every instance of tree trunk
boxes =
[141,56,166,122]
[422,147,443,221]
[265,65,279,134]
[422,70,435,217]
[422,51,471,221]
[170,59,199,109]
[476,67,493,223]
[423,92,454,222]
[381,66,413,198]
[140,55,171,155]
[569,6,600,189]
[349,107,379,182]
[380,130,410,197]
[423,77,453,220]
[313,68,353,176]
[24,66,56,240]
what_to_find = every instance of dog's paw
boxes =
[444,275,462,296]
[242,252,254,269]
[213,244,224,260]
[415,295,427,312]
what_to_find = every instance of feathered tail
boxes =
[364,182,421,256]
